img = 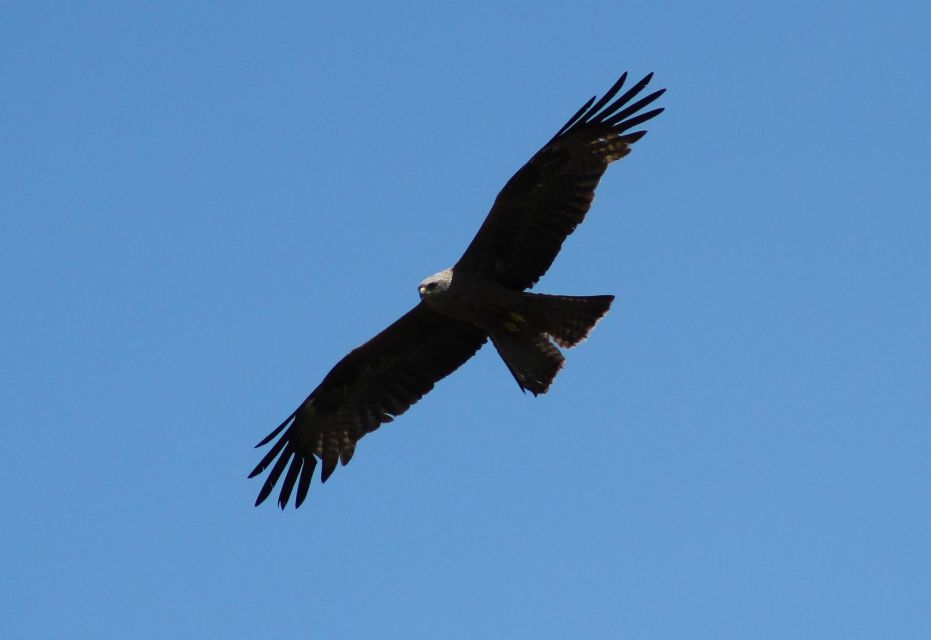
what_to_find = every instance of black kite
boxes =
[250,72,665,508]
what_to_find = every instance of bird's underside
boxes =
[416,266,614,396]
[249,71,665,508]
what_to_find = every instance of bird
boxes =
[249,71,665,508]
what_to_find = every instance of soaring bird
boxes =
[250,72,664,508]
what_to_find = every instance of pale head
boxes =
[418,268,453,299]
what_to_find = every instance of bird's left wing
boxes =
[455,72,664,290]
[249,302,487,508]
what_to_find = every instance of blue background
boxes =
[3,2,929,637]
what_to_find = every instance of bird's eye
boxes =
[426,282,437,291]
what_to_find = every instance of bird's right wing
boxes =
[455,72,664,290]
[249,302,487,508]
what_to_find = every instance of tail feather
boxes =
[524,293,614,348]
[490,293,613,395]
[492,332,564,396]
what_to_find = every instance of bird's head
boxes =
[418,269,453,300]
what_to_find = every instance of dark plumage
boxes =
[250,72,665,508]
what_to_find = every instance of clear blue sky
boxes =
[3,2,929,638]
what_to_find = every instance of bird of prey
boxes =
[250,71,664,508]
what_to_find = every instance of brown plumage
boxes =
[455,72,664,290]
[249,72,664,508]
[251,306,486,508]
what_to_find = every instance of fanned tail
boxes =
[491,293,613,395]
[524,293,614,347]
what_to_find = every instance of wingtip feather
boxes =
[553,95,598,140]
[255,411,296,448]
[551,70,664,143]
[295,457,316,507]
[579,72,628,125]
[617,107,665,133]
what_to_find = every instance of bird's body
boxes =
[418,267,528,330]
[250,71,665,508]
[419,266,614,394]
